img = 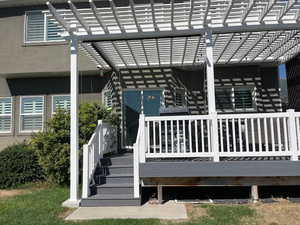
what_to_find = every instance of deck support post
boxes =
[205,28,219,162]
[251,185,259,203]
[157,185,163,204]
[63,24,80,208]
[287,109,298,161]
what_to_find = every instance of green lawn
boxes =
[0,184,259,225]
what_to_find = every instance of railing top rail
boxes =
[87,121,102,146]
[144,112,293,122]
[145,114,212,121]
[217,112,289,119]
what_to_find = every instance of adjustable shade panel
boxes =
[0,98,12,133]
[53,95,71,112]
[20,97,44,132]
[46,0,300,69]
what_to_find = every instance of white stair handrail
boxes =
[82,120,117,199]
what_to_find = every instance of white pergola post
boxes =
[205,29,216,114]
[62,24,80,208]
[206,29,219,162]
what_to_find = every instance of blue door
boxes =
[123,89,162,146]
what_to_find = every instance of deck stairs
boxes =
[81,151,141,207]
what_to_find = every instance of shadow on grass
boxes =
[0,184,258,225]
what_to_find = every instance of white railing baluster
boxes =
[270,118,275,152]
[295,117,300,152]
[195,120,199,153]
[245,118,249,152]
[201,119,205,153]
[165,120,168,153]
[153,121,156,153]
[183,120,186,153]
[283,117,288,151]
[177,120,180,153]
[238,118,242,152]
[159,120,162,153]
[200,120,205,152]
[219,119,224,153]
[147,121,150,155]
[258,118,262,152]
[277,117,282,152]
[264,117,269,151]
[251,118,255,152]
[226,119,230,152]
[207,119,211,153]
[171,120,174,153]
[189,120,192,152]
[232,118,236,153]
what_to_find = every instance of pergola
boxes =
[45,0,300,207]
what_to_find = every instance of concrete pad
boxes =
[65,201,188,220]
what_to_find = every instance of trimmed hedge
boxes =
[0,143,44,188]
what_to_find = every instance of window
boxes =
[174,88,187,106]
[216,87,256,112]
[20,96,44,132]
[52,95,70,113]
[25,11,63,43]
[0,97,12,133]
[103,90,113,108]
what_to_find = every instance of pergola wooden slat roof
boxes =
[46,0,300,70]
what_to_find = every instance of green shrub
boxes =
[31,102,119,185]
[0,143,44,188]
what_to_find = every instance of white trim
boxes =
[19,95,45,133]
[51,94,71,114]
[0,97,13,134]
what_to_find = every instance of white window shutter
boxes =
[21,96,44,132]
[53,95,70,112]
[0,98,12,132]
[26,11,45,42]
[104,90,113,108]
[175,88,186,106]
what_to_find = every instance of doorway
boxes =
[122,89,163,147]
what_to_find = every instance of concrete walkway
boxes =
[65,201,188,220]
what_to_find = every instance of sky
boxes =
[278,64,287,80]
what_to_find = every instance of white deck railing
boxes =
[132,109,300,198]
[135,110,300,162]
[82,120,117,198]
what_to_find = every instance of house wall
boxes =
[0,5,96,77]
[286,55,300,111]
[110,65,281,115]
[105,65,281,147]
[0,75,109,150]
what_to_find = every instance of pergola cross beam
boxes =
[46,0,300,69]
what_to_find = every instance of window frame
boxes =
[24,10,64,44]
[102,89,113,108]
[51,95,71,114]
[0,97,13,134]
[174,88,187,107]
[19,96,45,133]
[215,86,257,113]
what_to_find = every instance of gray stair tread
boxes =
[107,165,133,168]
[105,153,133,159]
[106,173,133,177]
[88,194,135,200]
[97,183,133,188]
